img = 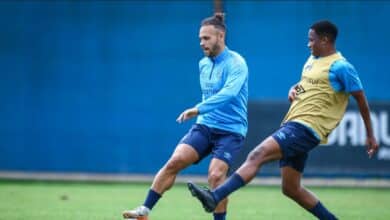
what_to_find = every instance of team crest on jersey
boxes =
[304,63,313,71]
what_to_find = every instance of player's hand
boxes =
[288,86,297,102]
[366,136,379,158]
[176,107,199,123]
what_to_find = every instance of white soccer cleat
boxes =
[122,205,150,219]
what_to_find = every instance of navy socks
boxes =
[212,173,246,203]
[308,201,338,220]
[213,212,226,220]
[143,189,162,210]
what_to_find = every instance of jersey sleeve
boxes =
[329,59,363,93]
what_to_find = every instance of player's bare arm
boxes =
[351,90,379,158]
[288,83,299,102]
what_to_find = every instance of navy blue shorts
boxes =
[272,121,320,172]
[180,124,245,167]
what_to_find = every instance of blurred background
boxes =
[0,1,389,181]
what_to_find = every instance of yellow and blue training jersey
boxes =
[283,52,363,144]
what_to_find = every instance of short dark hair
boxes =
[310,20,338,43]
[201,13,226,32]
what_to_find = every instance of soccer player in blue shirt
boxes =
[123,13,249,220]
[187,20,379,220]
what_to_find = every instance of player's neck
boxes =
[212,45,226,58]
[320,47,337,57]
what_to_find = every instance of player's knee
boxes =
[208,170,226,187]
[165,156,185,173]
[282,184,299,199]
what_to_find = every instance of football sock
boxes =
[308,201,338,220]
[212,173,246,203]
[213,212,226,220]
[143,189,161,210]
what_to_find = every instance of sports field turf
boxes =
[0,180,389,220]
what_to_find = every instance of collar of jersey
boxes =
[210,47,229,63]
[312,51,340,60]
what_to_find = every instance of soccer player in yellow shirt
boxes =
[187,20,379,220]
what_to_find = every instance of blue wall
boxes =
[0,1,389,175]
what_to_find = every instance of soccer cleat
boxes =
[122,205,150,219]
[124,218,148,220]
[187,181,217,213]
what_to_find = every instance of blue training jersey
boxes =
[195,47,249,137]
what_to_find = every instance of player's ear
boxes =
[320,36,327,45]
[219,30,225,39]
[322,36,330,44]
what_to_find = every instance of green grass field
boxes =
[1,180,390,220]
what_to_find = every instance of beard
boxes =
[207,42,221,57]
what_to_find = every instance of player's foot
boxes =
[187,181,217,213]
[123,217,148,220]
[122,205,150,219]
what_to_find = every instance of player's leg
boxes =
[123,124,210,218]
[207,129,245,220]
[123,144,199,218]
[210,136,282,203]
[151,144,199,193]
[281,166,318,208]
[277,121,337,220]
[208,158,229,220]
[235,136,282,182]
[188,136,283,212]
[281,166,338,220]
